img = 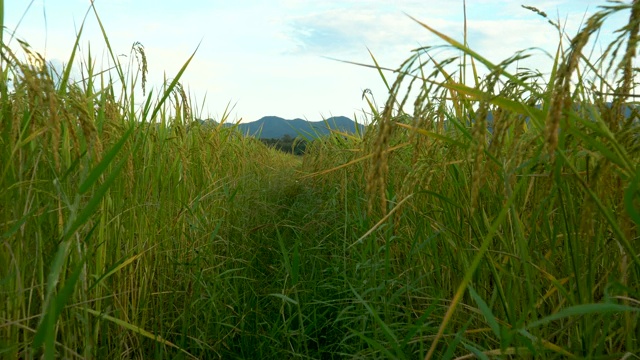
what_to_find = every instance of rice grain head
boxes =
[546,12,606,159]
[132,42,148,96]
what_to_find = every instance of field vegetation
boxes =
[260,134,309,155]
[1,1,639,359]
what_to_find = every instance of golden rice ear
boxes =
[132,42,148,96]
[607,1,640,132]
[176,82,191,123]
[546,11,606,160]
[366,111,390,216]
[365,55,418,217]
[621,1,640,93]
[14,43,64,170]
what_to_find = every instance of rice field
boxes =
[1,1,639,359]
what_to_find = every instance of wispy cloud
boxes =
[287,12,365,55]
[284,7,460,60]
[5,0,622,123]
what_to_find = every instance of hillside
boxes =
[234,115,365,139]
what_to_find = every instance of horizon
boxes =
[220,114,357,124]
[4,1,624,123]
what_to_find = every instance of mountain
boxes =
[233,116,365,139]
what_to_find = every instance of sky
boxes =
[4,0,626,123]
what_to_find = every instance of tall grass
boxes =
[303,1,640,358]
[0,3,300,358]
[1,0,639,359]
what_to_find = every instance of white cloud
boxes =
[4,0,630,123]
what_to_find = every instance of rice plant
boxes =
[303,1,640,358]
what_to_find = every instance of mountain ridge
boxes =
[199,116,365,139]
[237,115,365,139]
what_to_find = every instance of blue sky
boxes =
[5,1,623,123]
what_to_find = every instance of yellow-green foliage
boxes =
[302,2,640,358]
[0,26,299,358]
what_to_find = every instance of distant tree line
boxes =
[260,134,307,155]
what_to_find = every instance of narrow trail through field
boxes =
[243,155,342,248]
[206,152,361,357]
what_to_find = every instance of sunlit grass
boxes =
[302,2,640,358]
[1,0,639,359]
